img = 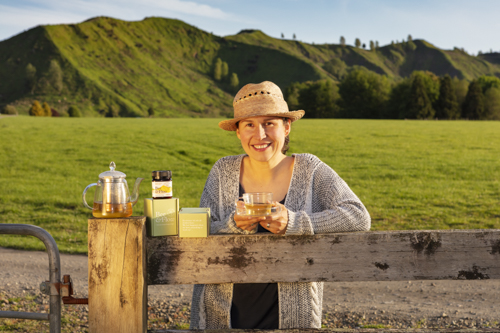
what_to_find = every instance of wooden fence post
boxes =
[88,217,147,333]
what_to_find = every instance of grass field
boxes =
[1,116,499,253]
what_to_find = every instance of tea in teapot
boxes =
[82,162,144,218]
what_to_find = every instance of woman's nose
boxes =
[257,125,267,139]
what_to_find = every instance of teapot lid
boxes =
[99,162,126,179]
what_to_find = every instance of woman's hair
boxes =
[282,118,290,154]
[235,117,291,155]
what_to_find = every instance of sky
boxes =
[0,0,499,55]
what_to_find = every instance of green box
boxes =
[179,207,211,238]
[144,198,179,237]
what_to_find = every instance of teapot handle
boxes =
[82,183,97,210]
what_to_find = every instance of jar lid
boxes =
[152,170,171,180]
[99,162,126,179]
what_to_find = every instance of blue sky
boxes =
[0,0,498,55]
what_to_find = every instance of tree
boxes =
[323,58,347,80]
[106,105,120,117]
[213,58,222,81]
[375,41,379,49]
[284,82,306,111]
[462,80,484,119]
[48,60,63,93]
[25,63,37,93]
[408,34,413,42]
[477,75,500,93]
[221,61,229,79]
[410,71,440,108]
[68,105,82,117]
[369,40,375,51]
[281,33,284,38]
[1,105,18,115]
[452,77,468,107]
[384,78,411,119]
[406,75,434,119]
[29,101,44,116]
[483,87,500,120]
[338,67,391,118]
[42,102,52,117]
[147,106,155,117]
[298,80,339,118]
[230,72,239,91]
[340,36,346,47]
[436,75,459,119]
[293,33,296,40]
[355,38,361,48]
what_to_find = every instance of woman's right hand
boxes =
[234,201,266,231]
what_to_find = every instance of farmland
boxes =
[0,116,499,253]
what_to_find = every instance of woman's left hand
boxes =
[260,202,288,234]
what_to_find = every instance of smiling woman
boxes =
[190,81,371,330]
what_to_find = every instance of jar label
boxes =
[152,181,172,198]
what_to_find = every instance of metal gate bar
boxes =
[0,224,61,333]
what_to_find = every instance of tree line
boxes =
[285,68,500,120]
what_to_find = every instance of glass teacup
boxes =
[236,192,282,216]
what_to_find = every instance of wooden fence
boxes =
[87,217,500,332]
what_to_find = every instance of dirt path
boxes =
[1,246,499,327]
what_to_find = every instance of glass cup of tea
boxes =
[236,192,282,216]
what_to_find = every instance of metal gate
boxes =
[0,224,61,333]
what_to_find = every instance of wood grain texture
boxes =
[147,230,500,285]
[88,217,147,333]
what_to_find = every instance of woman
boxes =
[190,81,370,329]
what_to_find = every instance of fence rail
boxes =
[147,229,500,285]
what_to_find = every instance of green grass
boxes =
[1,116,499,253]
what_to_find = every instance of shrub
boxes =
[1,105,18,115]
[68,105,82,117]
[29,101,44,116]
[42,102,52,117]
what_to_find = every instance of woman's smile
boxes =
[252,143,272,151]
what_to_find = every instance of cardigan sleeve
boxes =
[285,161,371,235]
[200,159,256,235]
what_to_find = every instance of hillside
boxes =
[1,16,499,117]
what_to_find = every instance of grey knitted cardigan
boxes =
[190,153,371,329]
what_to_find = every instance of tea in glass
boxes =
[236,192,281,216]
[244,202,273,215]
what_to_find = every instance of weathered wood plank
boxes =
[153,329,496,333]
[88,217,147,333]
[147,230,500,285]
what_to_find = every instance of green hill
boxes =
[1,16,499,117]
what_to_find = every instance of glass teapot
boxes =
[82,162,144,218]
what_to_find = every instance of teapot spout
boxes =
[130,177,144,206]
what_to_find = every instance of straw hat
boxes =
[218,81,305,131]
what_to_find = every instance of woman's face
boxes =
[236,116,290,163]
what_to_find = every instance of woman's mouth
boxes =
[252,143,271,151]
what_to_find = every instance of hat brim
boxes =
[218,110,305,131]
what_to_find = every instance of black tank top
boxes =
[231,185,285,329]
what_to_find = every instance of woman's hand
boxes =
[260,202,288,234]
[234,201,263,231]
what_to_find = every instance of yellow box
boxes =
[179,208,211,238]
[144,198,179,237]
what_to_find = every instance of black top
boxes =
[231,185,285,329]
